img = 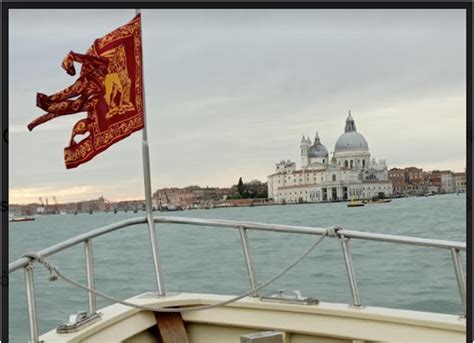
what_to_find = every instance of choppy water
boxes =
[9,193,466,342]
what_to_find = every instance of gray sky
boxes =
[9,9,466,204]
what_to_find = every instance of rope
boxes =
[23,230,330,313]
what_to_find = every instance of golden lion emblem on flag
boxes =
[102,44,135,119]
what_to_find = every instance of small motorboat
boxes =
[347,198,365,207]
[9,216,35,222]
[365,199,392,204]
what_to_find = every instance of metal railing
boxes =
[9,216,466,343]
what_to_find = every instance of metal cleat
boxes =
[56,311,101,334]
[260,289,319,305]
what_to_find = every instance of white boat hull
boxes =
[40,293,466,343]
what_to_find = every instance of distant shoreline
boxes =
[10,192,465,216]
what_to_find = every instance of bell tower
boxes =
[300,135,310,169]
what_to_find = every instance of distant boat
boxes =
[424,192,436,197]
[160,204,183,212]
[10,216,35,222]
[365,199,392,204]
[347,197,365,207]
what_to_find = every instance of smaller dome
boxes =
[308,132,329,158]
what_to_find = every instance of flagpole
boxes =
[136,8,165,296]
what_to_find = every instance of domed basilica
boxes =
[268,112,393,203]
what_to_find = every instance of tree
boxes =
[237,177,245,196]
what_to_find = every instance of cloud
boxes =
[10,185,96,204]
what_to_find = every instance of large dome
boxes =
[334,112,369,152]
[335,132,368,151]
[308,132,329,158]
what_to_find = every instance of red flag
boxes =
[28,14,144,169]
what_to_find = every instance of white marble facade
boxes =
[268,112,393,203]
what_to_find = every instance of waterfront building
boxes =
[440,171,455,193]
[424,170,441,193]
[268,113,393,203]
[388,167,425,196]
[454,172,466,193]
[186,186,229,202]
[154,187,198,208]
[153,186,229,208]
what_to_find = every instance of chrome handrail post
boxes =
[24,264,40,343]
[137,7,165,297]
[339,236,361,307]
[450,248,466,315]
[239,226,259,296]
[84,238,97,314]
[145,207,165,296]
[455,250,466,292]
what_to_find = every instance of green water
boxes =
[9,194,466,342]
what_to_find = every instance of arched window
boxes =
[362,159,366,168]
[332,174,336,182]
[350,160,353,169]
[344,160,348,168]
